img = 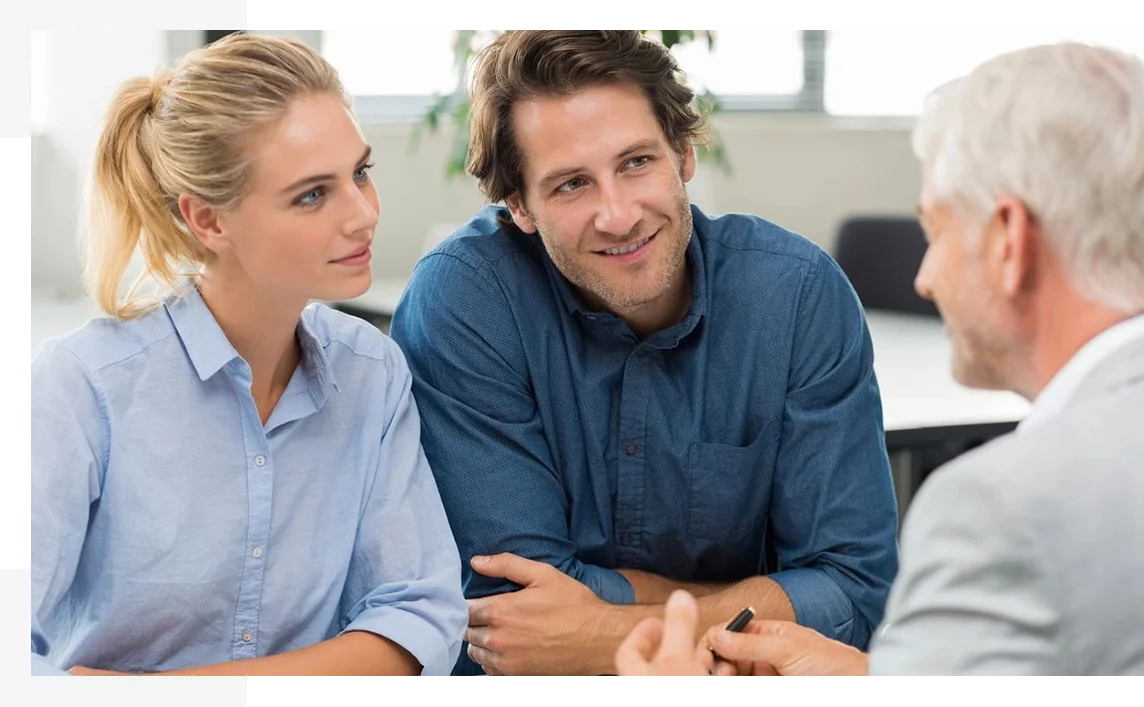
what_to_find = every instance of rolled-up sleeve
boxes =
[769,250,900,649]
[338,340,467,676]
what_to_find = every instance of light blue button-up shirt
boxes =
[31,285,466,676]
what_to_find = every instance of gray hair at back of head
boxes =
[912,42,1144,313]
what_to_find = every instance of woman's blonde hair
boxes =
[85,32,349,318]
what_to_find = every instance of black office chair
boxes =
[833,216,939,318]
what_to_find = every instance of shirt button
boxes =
[241,630,253,642]
[254,455,266,467]
[625,442,638,455]
[252,547,263,558]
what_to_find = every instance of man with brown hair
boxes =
[390,30,899,675]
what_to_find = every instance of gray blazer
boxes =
[868,337,1144,675]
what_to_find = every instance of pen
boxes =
[709,606,755,664]
[723,606,755,633]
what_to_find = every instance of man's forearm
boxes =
[616,569,794,624]
[588,575,796,674]
[695,575,796,629]
[155,631,421,676]
[617,568,731,603]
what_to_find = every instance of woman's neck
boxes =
[196,268,308,425]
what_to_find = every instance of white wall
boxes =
[30,30,923,294]
[31,29,166,298]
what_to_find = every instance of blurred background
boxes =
[29,29,1144,304]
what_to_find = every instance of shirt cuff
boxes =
[769,567,856,645]
[31,652,70,676]
[578,564,636,605]
[342,607,461,676]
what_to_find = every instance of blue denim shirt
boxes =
[391,204,899,674]
[31,286,466,675]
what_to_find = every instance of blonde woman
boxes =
[30,33,465,676]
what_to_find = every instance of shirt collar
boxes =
[1019,313,1144,433]
[165,282,241,382]
[297,306,340,405]
[165,283,339,404]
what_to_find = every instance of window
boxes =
[322,30,820,118]
[658,30,806,103]
[825,31,1144,116]
[323,30,459,97]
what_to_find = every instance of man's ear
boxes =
[990,195,1038,298]
[505,192,538,234]
[178,193,231,255]
[678,139,697,183]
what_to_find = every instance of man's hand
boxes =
[615,590,714,676]
[465,553,614,675]
[703,619,869,676]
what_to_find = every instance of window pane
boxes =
[669,30,803,95]
[826,31,1144,116]
[323,30,461,96]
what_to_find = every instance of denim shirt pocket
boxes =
[686,420,780,541]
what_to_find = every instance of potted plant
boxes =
[410,30,730,180]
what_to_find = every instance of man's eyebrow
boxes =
[537,140,661,190]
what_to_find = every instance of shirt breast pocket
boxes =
[687,421,779,541]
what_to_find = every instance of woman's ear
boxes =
[178,193,231,255]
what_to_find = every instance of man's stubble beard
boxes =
[536,184,693,314]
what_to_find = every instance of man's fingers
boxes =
[705,624,797,667]
[467,597,495,627]
[464,626,492,649]
[740,619,810,638]
[467,642,501,675]
[614,617,663,676]
[470,552,553,586]
[711,659,737,676]
[657,590,701,658]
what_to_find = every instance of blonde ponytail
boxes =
[82,34,348,319]
[84,68,199,318]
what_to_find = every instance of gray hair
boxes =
[912,42,1144,313]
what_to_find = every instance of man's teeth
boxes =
[603,237,650,256]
